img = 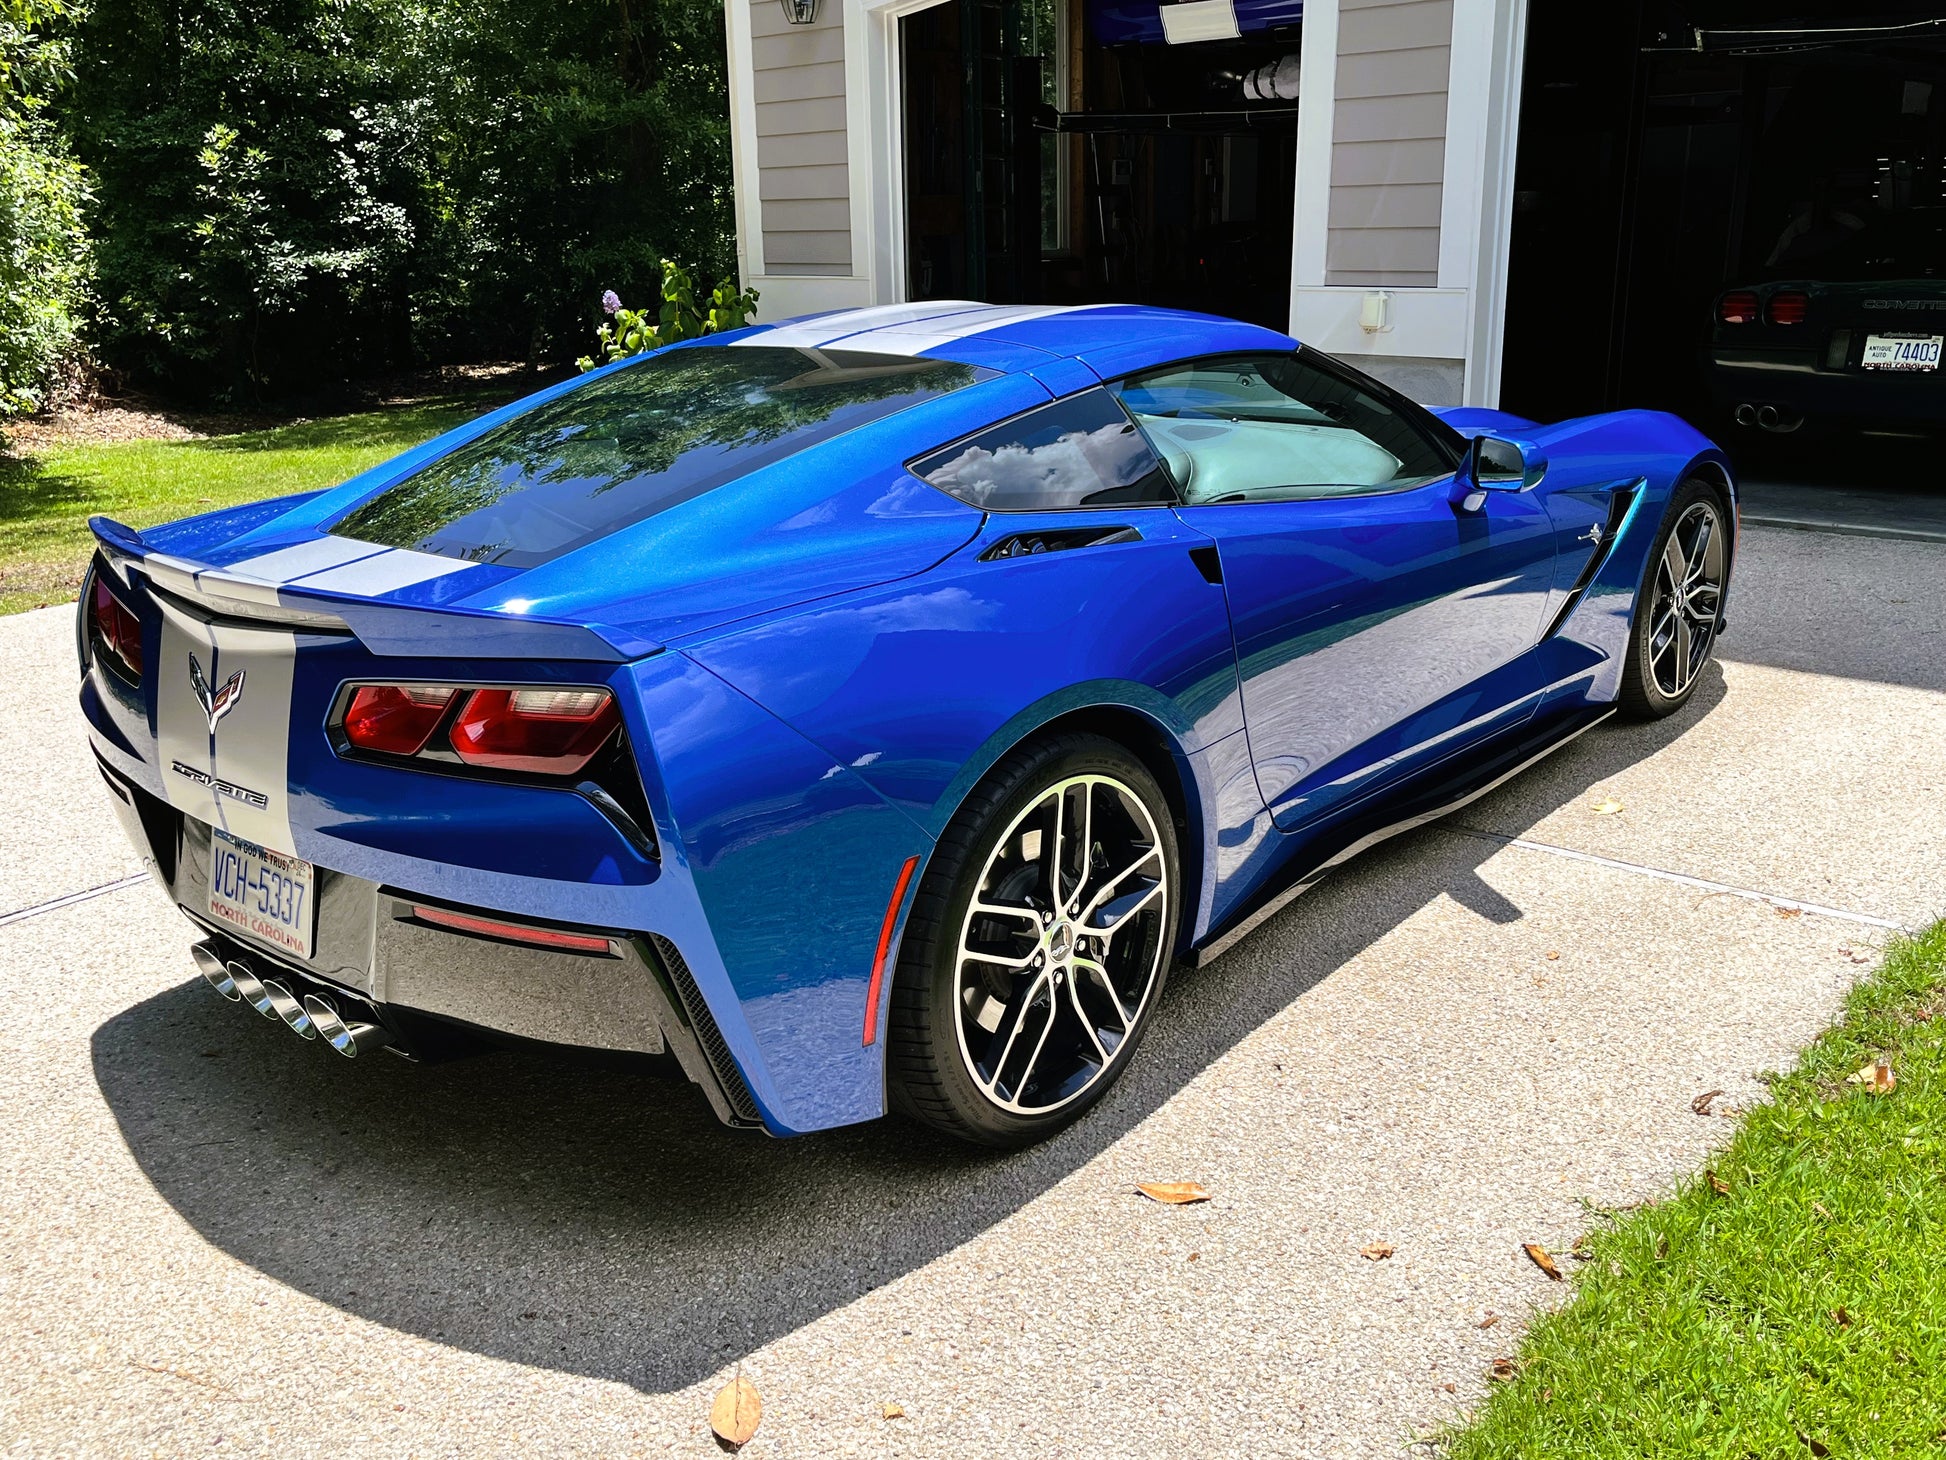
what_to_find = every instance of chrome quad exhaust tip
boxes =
[193,939,388,1054]
[301,994,394,1059]
[191,942,242,1000]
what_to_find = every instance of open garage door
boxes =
[900,0,1300,327]
[1502,0,1946,455]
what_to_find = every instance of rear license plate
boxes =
[207,828,316,959]
[1861,333,1942,372]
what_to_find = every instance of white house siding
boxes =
[1325,0,1454,289]
[750,0,853,276]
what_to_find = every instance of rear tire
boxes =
[888,734,1179,1148]
[1618,476,1732,719]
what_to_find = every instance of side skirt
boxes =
[1183,706,1615,968]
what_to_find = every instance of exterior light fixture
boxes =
[780,0,818,23]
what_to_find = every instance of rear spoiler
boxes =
[89,516,659,663]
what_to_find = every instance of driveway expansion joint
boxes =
[1442,825,1908,932]
[0,873,152,930]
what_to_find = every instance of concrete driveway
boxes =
[3,524,1941,1458]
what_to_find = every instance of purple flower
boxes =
[601,289,622,315]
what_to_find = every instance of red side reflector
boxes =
[343,685,460,756]
[411,904,616,955]
[862,855,921,1046]
[450,688,620,775]
[1766,290,1808,325]
[1718,290,1759,325]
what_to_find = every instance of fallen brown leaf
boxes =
[1775,904,1803,919]
[1654,1233,1669,1260]
[1523,1243,1563,1281]
[1186,1251,1200,1262]
[1691,1089,1725,1116]
[1845,1061,1896,1094]
[1489,1357,1519,1382]
[882,1402,906,1420]
[1545,950,1561,961]
[1707,1170,1731,1196]
[710,1377,763,1447]
[1589,798,1624,816]
[1570,1235,1593,1260]
[1799,1431,1832,1457]
[1360,1242,1395,1261]
[1136,1181,1211,1205]
[1830,1306,1852,1329]
[1478,1313,1500,1329]
[1442,1381,1457,1393]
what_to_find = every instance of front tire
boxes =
[888,734,1179,1148]
[1618,478,1731,718]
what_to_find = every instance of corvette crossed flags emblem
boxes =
[188,653,246,735]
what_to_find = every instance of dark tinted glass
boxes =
[1114,353,1457,505]
[331,346,990,567]
[912,387,1176,511]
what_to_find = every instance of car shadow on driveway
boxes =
[90,671,1726,1396]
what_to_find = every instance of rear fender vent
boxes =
[647,933,763,1127]
[980,524,1140,561]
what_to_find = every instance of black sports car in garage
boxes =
[1705,216,1945,439]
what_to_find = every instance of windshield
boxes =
[331,346,990,567]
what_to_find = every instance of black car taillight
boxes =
[1767,290,1809,325]
[1718,290,1760,325]
[89,574,144,682]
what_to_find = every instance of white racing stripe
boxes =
[154,594,299,857]
[287,546,475,596]
[736,301,1103,357]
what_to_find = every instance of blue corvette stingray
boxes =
[81,302,1735,1145]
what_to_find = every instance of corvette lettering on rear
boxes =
[170,760,270,811]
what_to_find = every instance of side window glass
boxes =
[912,387,1176,511]
[1114,354,1456,505]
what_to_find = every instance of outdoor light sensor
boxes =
[780,0,819,23]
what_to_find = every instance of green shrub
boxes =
[0,0,91,417]
[576,261,759,371]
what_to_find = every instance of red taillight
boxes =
[449,688,620,776]
[1767,290,1809,325]
[342,684,460,756]
[410,904,617,956]
[89,576,144,680]
[1718,290,1760,325]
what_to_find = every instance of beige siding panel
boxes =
[759,164,852,201]
[1327,0,1452,290]
[752,26,846,68]
[757,96,848,138]
[750,0,851,277]
[1326,226,1440,274]
[1326,181,1443,230]
[762,230,853,267]
[759,197,852,232]
[1335,45,1451,99]
[1337,0,1452,54]
[752,60,847,103]
[755,128,848,168]
[1334,93,1450,144]
[1330,138,1447,187]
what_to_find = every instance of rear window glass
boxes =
[330,346,991,567]
[911,387,1176,511]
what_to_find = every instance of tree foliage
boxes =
[0,0,91,416]
[63,0,738,400]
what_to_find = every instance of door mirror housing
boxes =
[1463,433,1547,491]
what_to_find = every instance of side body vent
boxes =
[647,933,764,1127]
[1543,484,1642,641]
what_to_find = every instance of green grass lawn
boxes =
[0,395,503,615]
[1448,918,1946,1458]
